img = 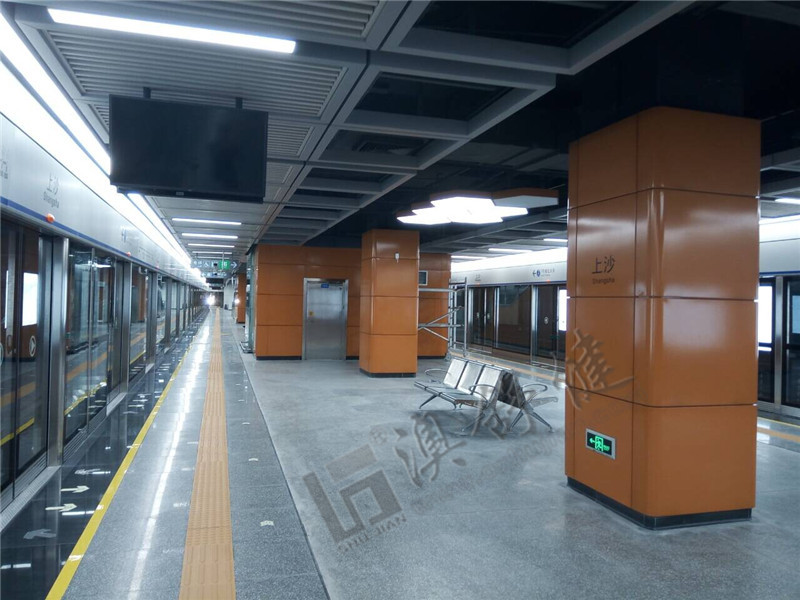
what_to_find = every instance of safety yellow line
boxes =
[45,339,194,600]
[757,426,800,445]
[760,416,800,430]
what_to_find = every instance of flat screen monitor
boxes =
[109,96,268,202]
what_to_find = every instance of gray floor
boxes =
[64,313,327,599]
[63,312,800,599]
[234,324,800,600]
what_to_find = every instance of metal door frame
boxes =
[302,278,348,360]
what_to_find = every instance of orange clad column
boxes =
[360,230,420,377]
[235,273,246,323]
[566,107,760,528]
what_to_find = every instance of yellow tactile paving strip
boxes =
[179,310,237,599]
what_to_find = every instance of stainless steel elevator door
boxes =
[303,279,348,360]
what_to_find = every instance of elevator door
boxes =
[303,279,348,360]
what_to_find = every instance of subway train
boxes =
[0,97,208,509]
[450,224,800,418]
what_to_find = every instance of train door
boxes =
[1,221,50,508]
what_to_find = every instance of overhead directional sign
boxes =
[192,259,238,273]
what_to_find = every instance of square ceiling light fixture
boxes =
[397,188,558,226]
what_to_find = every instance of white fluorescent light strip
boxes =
[451,255,486,260]
[127,193,188,260]
[187,243,235,248]
[181,233,238,240]
[49,9,296,54]
[0,15,109,172]
[488,248,532,254]
[173,218,242,226]
[775,198,800,205]
[543,238,567,243]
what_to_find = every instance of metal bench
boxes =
[415,359,482,409]
[499,374,558,433]
[414,358,467,408]
[439,365,505,433]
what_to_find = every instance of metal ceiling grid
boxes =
[12,0,689,267]
[45,29,345,118]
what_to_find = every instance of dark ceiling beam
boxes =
[761,176,800,197]
[285,194,363,210]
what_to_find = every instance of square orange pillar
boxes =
[360,230,419,377]
[566,107,760,528]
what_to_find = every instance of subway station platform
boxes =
[3,309,799,599]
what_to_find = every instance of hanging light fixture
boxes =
[396,188,558,226]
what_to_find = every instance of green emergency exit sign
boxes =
[586,429,615,459]
[220,259,230,270]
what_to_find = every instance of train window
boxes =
[21,273,38,326]
[757,285,773,346]
[558,288,568,332]
[757,282,775,403]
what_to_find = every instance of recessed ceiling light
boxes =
[187,243,235,248]
[182,233,238,240]
[173,218,242,226]
[48,9,296,54]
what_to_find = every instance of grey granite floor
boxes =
[233,322,800,600]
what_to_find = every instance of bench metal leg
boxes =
[506,408,525,432]
[461,404,503,435]
[526,407,553,432]
[418,394,437,409]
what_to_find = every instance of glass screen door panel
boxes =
[757,281,774,403]
[64,244,92,444]
[469,287,496,350]
[535,285,558,360]
[785,278,800,408]
[1,222,50,501]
